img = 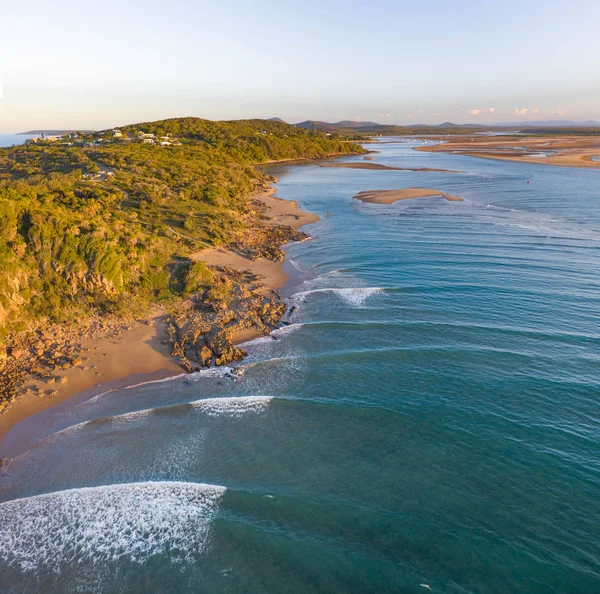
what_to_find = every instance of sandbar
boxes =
[354,187,463,204]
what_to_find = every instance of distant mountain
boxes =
[499,120,600,127]
[335,120,380,129]
[294,120,343,132]
[19,129,96,135]
[267,117,286,123]
[292,120,488,136]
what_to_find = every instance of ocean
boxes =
[1,139,599,593]
[0,134,37,147]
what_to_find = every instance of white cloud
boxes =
[514,108,540,116]
[468,107,495,116]
[552,110,564,116]
[376,113,392,118]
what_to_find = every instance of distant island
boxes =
[18,130,98,136]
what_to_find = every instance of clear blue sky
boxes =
[1,0,599,131]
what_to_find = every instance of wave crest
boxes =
[289,287,384,307]
[0,481,226,573]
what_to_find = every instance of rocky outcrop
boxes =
[165,266,287,371]
[229,224,307,262]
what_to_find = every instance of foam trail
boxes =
[0,481,226,573]
[37,396,274,443]
[289,287,384,307]
[123,366,236,391]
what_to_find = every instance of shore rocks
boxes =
[165,264,288,372]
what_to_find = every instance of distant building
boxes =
[143,138,155,144]
[112,129,123,137]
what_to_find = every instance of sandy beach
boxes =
[416,135,600,169]
[0,184,318,449]
[354,187,463,204]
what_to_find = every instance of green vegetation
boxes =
[0,118,364,336]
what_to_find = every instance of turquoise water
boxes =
[1,140,600,593]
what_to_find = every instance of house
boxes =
[112,129,123,137]
[160,141,172,146]
[143,138,155,144]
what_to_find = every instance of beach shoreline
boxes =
[0,182,319,453]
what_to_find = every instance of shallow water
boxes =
[1,140,599,593]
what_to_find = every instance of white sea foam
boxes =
[238,323,304,348]
[189,395,272,417]
[0,481,226,573]
[289,287,384,307]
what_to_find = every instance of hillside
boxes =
[0,117,364,337]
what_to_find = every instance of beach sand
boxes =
[0,319,180,447]
[416,135,600,169]
[354,188,463,204]
[0,185,317,449]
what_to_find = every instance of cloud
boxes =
[468,107,495,116]
[376,113,392,118]
[552,110,564,116]
[514,108,540,116]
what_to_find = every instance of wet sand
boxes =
[416,135,600,169]
[0,320,180,448]
[354,187,463,204]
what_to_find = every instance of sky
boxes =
[1,0,599,132]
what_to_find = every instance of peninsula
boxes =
[0,117,364,436]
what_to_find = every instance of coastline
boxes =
[0,182,319,451]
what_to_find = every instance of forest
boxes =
[0,118,364,336]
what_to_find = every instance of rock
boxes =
[179,357,194,373]
[58,376,68,384]
[197,345,214,367]
[72,357,83,366]
[10,348,24,359]
[46,376,56,384]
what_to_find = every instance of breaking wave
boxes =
[238,323,304,348]
[20,397,274,448]
[0,481,226,573]
[289,287,384,307]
